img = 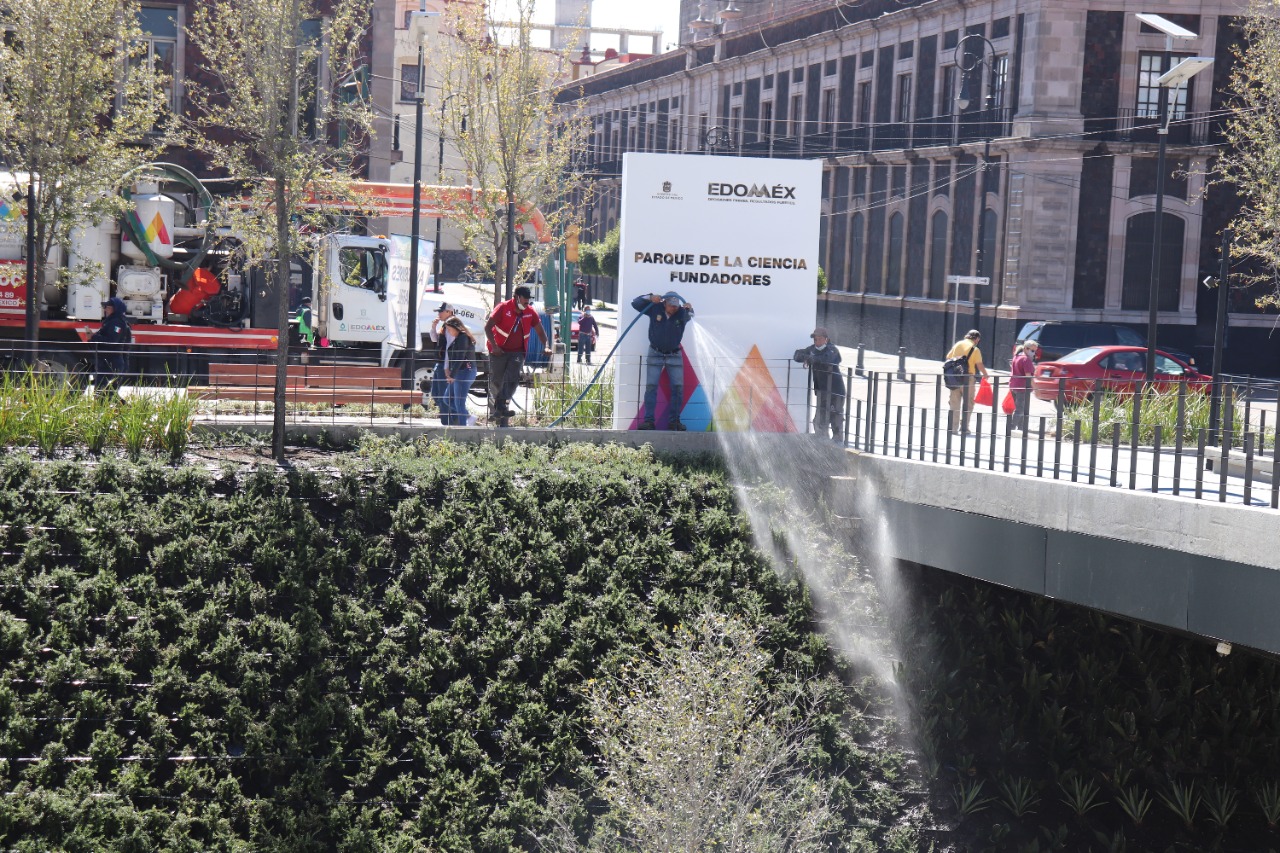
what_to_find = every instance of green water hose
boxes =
[547,309,647,428]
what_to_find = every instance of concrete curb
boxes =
[1205,446,1276,486]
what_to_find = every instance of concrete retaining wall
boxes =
[841,453,1280,654]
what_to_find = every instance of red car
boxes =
[552,310,583,346]
[1031,346,1210,405]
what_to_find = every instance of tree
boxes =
[579,225,619,279]
[0,0,169,352]
[539,611,837,852]
[439,0,590,304]
[1217,1,1280,307]
[186,0,371,462]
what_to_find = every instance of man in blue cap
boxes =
[630,290,694,430]
[91,296,132,388]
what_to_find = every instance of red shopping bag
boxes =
[974,377,993,407]
[1001,389,1016,415]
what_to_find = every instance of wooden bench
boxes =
[190,362,421,405]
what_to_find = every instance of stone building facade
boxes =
[563,0,1274,373]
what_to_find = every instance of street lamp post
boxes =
[704,125,732,154]
[955,34,996,348]
[1133,13,1213,381]
[433,93,457,294]
[1207,229,1231,442]
[409,10,441,391]
[505,200,516,300]
[23,175,36,359]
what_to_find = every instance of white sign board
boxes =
[615,153,822,431]
[386,234,435,351]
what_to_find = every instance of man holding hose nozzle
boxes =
[632,290,694,431]
[794,326,845,441]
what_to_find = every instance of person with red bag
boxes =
[1008,339,1038,432]
[944,330,989,435]
[484,285,550,427]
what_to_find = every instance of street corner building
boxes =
[559,0,1274,374]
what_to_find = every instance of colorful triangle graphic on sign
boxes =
[627,346,796,433]
[628,350,713,431]
[712,345,797,433]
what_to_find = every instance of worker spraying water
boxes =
[631,290,694,430]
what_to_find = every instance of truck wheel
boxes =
[414,365,432,395]
[39,352,90,387]
[391,353,435,402]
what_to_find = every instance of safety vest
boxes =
[489,299,537,353]
[298,307,315,344]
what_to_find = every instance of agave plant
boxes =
[952,778,995,817]
[1115,784,1152,827]
[1158,778,1200,831]
[1059,774,1104,819]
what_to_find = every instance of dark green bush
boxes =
[0,441,918,851]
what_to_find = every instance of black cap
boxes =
[300,296,311,305]
[435,302,452,313]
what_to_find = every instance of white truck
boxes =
[0,164,480,380]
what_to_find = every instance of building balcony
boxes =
[1096,109,1221,147]
[954,107,1012,144]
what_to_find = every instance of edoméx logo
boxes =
[706,181,798,204]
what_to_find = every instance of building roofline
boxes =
[557,0,941,103]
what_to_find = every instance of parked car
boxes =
[1013,321,1195,367]
[552,310,583,347]
[1031,345,1211,405]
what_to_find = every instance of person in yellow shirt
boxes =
[945,329,990,434]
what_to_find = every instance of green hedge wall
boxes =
[0,441,918,851]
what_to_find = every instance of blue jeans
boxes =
[442,364,477,425]
[430,363,449,419]
[642,347,684,426]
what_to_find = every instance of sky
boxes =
[491,0,684,53]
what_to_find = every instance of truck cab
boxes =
[318,235,391,344]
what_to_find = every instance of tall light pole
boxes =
[23,175,36,358]
[409,11,441,388]
[433,92,458,294]
[955,34,996,346]
[1134,13,1212,381]
[1207,230,1231,442]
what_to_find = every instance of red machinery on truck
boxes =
[0,163,549,376]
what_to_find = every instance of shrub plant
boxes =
[0,440,923,850]
[897,564,1280,851]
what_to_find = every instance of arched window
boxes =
[929,210,948,299]
[1122,212,1184,311]
[980,209,998,280]
[849,212,865,293]
[886,212,904,296]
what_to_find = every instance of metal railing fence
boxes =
[1,341,1276,508]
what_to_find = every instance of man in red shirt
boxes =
[484,285,550,426]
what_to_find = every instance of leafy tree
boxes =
[579,225,619,279]
[541,611,837,852]
[0,0,169,349]
[438,0,590,303]
[1218,1,1280,307]
[186,0,372,461]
